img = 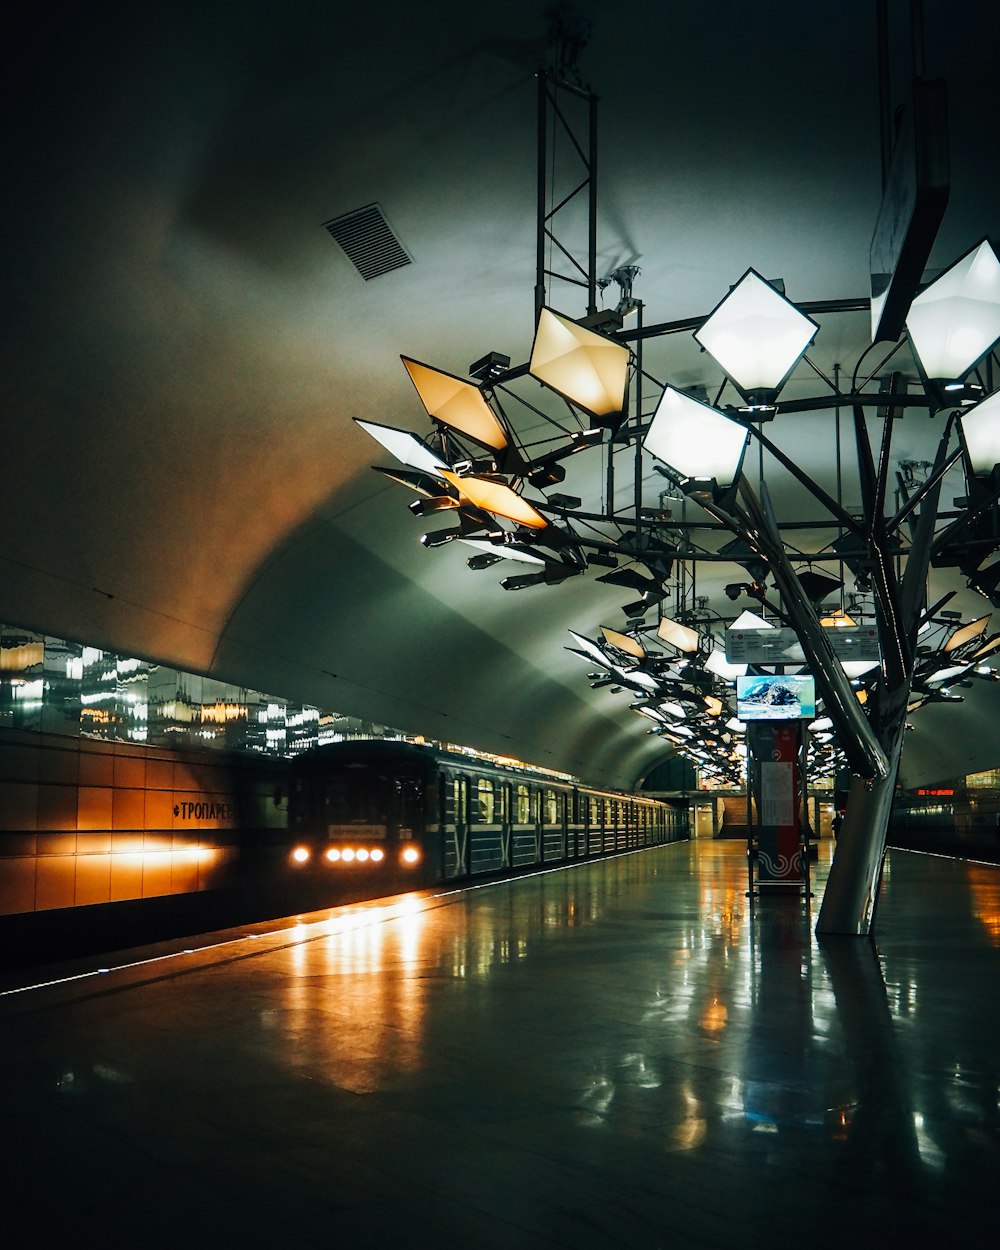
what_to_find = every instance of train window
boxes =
[394,774,425,828]
[499,784,509,822]
[453,778,463,821]
[589,796,601,824]
[544,789,559,824]
[516,784,531,824]
[478,778,495,823]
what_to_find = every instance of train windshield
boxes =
[319,761,426,829]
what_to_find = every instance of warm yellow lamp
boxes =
[402,357,509,451]
[440,472,548,529]
[601,627,645,659]
[528,308,629,418]
[943,614,990,653]
[657,616,700,653]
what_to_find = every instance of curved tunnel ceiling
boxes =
[2,1,999,790]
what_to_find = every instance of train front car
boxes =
[287,741,437,885]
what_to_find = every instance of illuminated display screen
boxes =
[736,674,816,720]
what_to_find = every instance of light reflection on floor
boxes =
[0,839,997,1248]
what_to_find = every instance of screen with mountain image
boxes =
[736,674,816,720]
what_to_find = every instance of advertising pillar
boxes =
[748,720,805,889]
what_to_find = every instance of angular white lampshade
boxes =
[645,386,748,484]
[354,418,451,475]
[906,240,1000,381]
[841,659,880,678]
[657,616,700,653]
[705,649,747,679]
[730,610,773,630]
[658,701,687,719]
[960,388,1000,476]
[402,357,509,451]
[927,663,972,686]
[440,471,547,529]
[459,539,545,566]
[529,308,629,417]
[694,270,818,393]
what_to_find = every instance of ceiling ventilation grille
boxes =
[323,203,412,281]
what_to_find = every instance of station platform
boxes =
[1,839,997,1247]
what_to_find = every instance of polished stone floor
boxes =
[1,838,997,1248]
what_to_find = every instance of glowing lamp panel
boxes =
[440,471,547,529]
[355,419,451,475]
[961,390,1000,476]
[906,241,1000,380]
[402,357,508,451]
[657,616,700,653]
[695,271,817,391]
[601,627,645,659]
[529,308,629,417]
[645,387,748,483]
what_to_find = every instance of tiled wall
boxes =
[0,728,287,916]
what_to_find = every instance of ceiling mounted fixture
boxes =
[354,419,450,474]
[439,471,548,530]
[402,358,510,452]
[959,388,1000,478]
[601,627,645,659]
[906,239,1000,386]
[657,617,701,654]
[693,270,818,409]
[644,386,749,491]
[528,308,630,421]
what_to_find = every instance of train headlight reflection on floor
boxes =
[325,847,341,863]
[401,846,421,866]
[370,847,385,863]
[292,846,311,865]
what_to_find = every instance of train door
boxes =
[542,789,566,862]
[500,782,512,868]
[588,795,602,855]
[444,773,469,878]
[567,790,580,858]
[512,783,535,866]
[471,777,503,874]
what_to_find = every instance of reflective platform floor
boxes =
[1,840,998,1247]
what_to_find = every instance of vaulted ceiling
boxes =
[3,0,999,789]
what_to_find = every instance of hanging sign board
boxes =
[726,625,880,664]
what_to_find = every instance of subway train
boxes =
[888,784,1000,863]
[286,739,689,886]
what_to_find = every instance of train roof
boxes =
[290,737,661,800]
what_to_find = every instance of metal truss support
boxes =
[534,70,599,324]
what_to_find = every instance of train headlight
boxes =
[401,846,421,866]
[356,848,370,862]
[325,847,341,863]
[370,848,385,863]
[341,847,356,863]
[291,846,311,865]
